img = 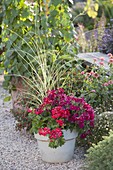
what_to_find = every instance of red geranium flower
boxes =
[56,120,64,126]
[38,127,50,136]
[28,88,95,148]
[49,128,63,139]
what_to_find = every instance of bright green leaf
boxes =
[3,96,11,102]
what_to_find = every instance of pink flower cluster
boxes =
[39,127,62,139]
[81,71,99,79]
[102,80,113,87]
[49,128,62,139]
[28,88,95,140]
[38,127,50,136]
[93,54,113,65]
[108,53,113,64]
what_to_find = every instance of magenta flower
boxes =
[90,120,94,127]
[34,108,43,115]
[80,133,87,139]
[27,108,32,113]
[90,112,95,120]
[80,130,91,138]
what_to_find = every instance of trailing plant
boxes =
[85,130,113,170]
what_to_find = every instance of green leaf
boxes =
[21,9,30,18]
[10,34,18,42]
[5,51,13,58]
[0,68,4,75]
[4,75,11,81]
[4,60,10,68]
[52,0,62,6]
[3,96,11,102]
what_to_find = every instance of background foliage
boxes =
[1,0,78,89]
[85,130,113,170]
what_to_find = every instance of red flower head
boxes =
[27,108,32,113]
[49,128,63,139]
[43,97,53,105]
[31,88,95,148]
[56,120,64,126]
[52,106,70,119]
[38,127,50,136]
[34,108,43,115]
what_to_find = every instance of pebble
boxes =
[0,79,86,170]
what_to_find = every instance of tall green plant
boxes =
[16,48,75,106]
[10,35,78,131]
[2,0,35,86]
[2,0,78,89]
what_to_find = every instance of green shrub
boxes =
[85,130,113,170]
[80,56,113,113]
[2,0,78,90]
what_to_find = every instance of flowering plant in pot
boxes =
[28,88,95,148]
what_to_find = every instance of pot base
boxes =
[35,130,78,163]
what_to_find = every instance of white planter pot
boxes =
[34,129,78,163]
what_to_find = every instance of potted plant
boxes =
[28,88,95,163]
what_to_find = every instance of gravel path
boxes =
[0,76,86,170]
